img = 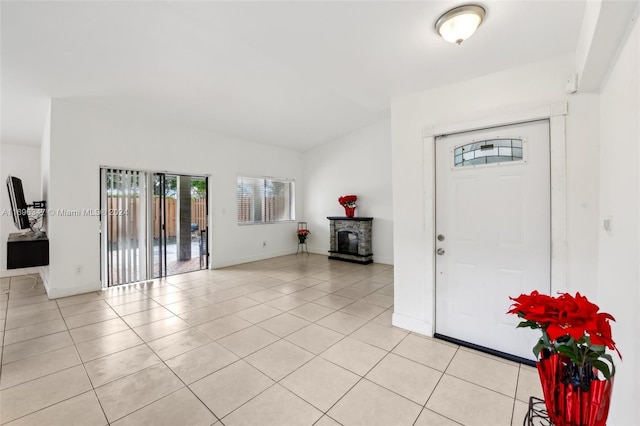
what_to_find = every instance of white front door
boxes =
[435,120,551,361]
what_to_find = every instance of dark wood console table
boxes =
[7,232,49,269]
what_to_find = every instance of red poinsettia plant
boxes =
[508,291,621,381]
[338,195,357,207]
[296,229,311,237]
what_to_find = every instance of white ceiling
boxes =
[1,1,586,151]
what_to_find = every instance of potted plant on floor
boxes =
[508,291,621,426]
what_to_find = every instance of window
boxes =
[237,176,294,224]
[454,138,524,168]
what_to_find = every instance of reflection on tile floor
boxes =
[0,255,542,425]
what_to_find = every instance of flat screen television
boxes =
[6,175,31,230]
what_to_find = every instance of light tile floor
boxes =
[0,254,543,426]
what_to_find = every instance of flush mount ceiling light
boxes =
[435,4,486,45]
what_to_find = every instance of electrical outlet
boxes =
[263,240,267,247]
[75,265,82,274]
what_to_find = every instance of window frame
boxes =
[236,175,295,225]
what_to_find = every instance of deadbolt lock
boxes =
[437,234,445,241]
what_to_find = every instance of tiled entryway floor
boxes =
[0,254,542,426]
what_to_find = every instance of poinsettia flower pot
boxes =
[344,206,355,217]
[537,353,614,426]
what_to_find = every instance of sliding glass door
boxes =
[152,174,209,279]
[101,168,209,287]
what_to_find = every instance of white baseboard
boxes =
[46,281,102,299]
[211,249,297,269]
[392,312,433,337]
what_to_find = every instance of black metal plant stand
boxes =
[524,397,552,426]
[296,238,308,255]
[296,221,309,255]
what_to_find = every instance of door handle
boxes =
[437,248,445,255]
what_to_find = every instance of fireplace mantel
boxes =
[326,217,374,221]
[327,217,373,264]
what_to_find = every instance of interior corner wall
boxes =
[40,101,52,290]
[597,16,639,426]
[303,118,393,264]
[390,54,601,336]
[47,99,304,298]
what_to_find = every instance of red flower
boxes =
[508,290,621,379]
[587,312,621,358]
[338,195,357,207]
[546,321,586,342]
[544,292,599,341]
[508,290,558,323]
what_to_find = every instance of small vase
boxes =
[344,206,356,218]
[298,235,307,244]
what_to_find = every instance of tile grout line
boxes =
[56,294,113,425]
[510,364,524,426]
[314,330,423,421]
[213,299,403,424]
[93,275,324,423]
[0,277,13,381]
[123,307,223,425]
[2,259,414,426]
[162,266,394,424]
[0,281,105,425]
[411,343,461,425]
[68,281,221,426]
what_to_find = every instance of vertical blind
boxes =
[103,168,148,286]
[237,176,294,223]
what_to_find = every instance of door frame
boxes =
[153,172,168,279]
[424,101,568,335]
[100,166,211,288]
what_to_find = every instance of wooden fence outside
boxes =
[107,197,207,240]
[237,196,286,223]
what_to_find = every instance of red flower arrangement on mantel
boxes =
[338,195,357,218]
[508,291,621,426]
[338,195,357,207]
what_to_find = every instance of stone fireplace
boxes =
[327,216,373,264]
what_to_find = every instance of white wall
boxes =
[40,102,52,289]
[597,17,639,426]
[46,99,304,298]
[303,118,393,264]
[391,35,640,423]
[0,144,42,276]
[391,54,603,334]
[565,93,601,290]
